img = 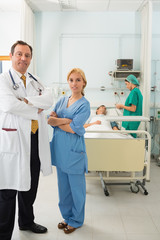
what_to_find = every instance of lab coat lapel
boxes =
[26,72,33,87]
[10,68,22,86]
[10,68,27,98]
[26,73,37,96]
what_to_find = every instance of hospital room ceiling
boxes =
[0,0,159,12]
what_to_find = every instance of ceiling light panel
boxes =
[59,0,77,11]
[108,0,145,12]
[0,0,21,12]
[76,0,110,11]
[26,0,61,11]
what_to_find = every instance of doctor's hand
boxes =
[17,98,28,104]
[116,104,124,109]
[38,108,44,114]
[24,98,28,104]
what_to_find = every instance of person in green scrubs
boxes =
[116,74,143,137]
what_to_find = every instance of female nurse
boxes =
[116,74,143,137]
[48,68,90,234]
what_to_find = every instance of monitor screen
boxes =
[117,59,133,70]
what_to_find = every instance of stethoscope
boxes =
[9,70,43,94]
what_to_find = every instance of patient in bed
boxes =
[84,105,119,130]
[84,105,132,139]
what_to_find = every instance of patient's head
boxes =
[96,105,107,115]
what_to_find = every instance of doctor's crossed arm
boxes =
[0,75,39,120]
[38,108,44,114]
[23,97,44,114]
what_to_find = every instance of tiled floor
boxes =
[12,160,160,240]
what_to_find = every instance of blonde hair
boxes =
[67,68,87,96]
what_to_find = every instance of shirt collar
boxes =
[11,67,27,79]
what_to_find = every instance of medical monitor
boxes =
[116,59,133,70]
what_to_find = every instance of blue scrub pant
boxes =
[56,167,86,228]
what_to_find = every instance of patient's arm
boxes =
[112,126,119,130]
[84,120,101,128]
[110,121,119,130]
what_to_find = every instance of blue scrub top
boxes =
[50,96,90,174]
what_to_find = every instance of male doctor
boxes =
[0,40,53,240]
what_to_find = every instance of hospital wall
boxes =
[35,12,141,107]
[0,12,20,72]
[0,10,159,109]
[0,9,160,153]
[0,12,20,55]
[150,11,160,157]
[151,12,160,111]
[35,11,160,151]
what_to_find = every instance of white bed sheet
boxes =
[85,114,134,139]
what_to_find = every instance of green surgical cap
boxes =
[126,74,139,86]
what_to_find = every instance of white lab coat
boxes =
[0,68,53,191]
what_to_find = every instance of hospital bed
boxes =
[85,116,151,196]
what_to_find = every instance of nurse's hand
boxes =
[50,111,57,117]
[116,104,124,109]
[48,117,71,126]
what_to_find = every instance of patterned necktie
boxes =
[21,75,38,134]
[31,120,39,134]
[21,75,26,88]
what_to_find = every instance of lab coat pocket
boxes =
[0,152,19,188]
[0,128,19,153]
[68,150,86,174]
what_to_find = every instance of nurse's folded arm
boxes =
[58,124,75,134]
[47,116,72,127]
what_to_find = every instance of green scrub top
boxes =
[122,87,143,137]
